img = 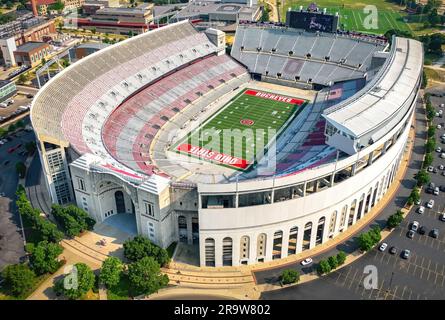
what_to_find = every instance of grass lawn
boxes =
[172,88,307,170]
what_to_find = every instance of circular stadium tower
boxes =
[31,20,423,267]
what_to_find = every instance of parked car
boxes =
[434,167,438,174]
[431,229,439,239]
[402,249,411,259]
[439,165,444,170]
[427,182,435,193]
[428,166,434,173]
[441,153,445,159]
[411,221,420,232]
[389,246,397,255]
[415,198,421,205]
[300,258,313,266]
[407,230,415,239]
[440,214,445,222]
[379,243,388,252]
[418,226,427,235]
[440,185,445,192]
[434,187,440,195]
[427,199,435,209]
[436,147,442,153]
[26,94,34,99]
[438,124,442,129]
[418,206,425,214]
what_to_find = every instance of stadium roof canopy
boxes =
[323,37,423,141]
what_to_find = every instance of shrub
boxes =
[317,259,332,275]
[281,269,300,285]
[2,264,36,297]
[327,255,339,270]
[337,251,347,265]
[123,236,170,267]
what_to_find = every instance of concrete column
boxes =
[199,237,206,267]
[295,225,304,254]
[265,231,274,262]
[309,221,317,249]
[249,234,256,264]
[280,228,290,259]
[214,237,223,267]
[232,235,240,266]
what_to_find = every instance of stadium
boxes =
[31,10,423,267]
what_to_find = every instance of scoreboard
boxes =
[285,10,339,33]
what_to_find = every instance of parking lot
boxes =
[261,89,445,300]
[0,124,35,270]
[0,92,34,125]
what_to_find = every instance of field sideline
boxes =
[172,89,308,170]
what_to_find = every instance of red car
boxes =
[7,144,22,153]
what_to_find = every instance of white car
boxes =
[300,258,313,266]
[411,221,420,232]
[437,147,442,153]
[415,199,421,205]
[427,199,435,209]
[379,243,388,252]
[418,206,425,214]
[428,166,434,172]
[441,153,445,159]
[440,165,445,170]
[438,124,442,129]
[440,214,445,222]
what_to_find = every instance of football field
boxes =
[284,0,411,34]
[172,89,308,170]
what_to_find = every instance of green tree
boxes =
[18,72,28,84]
[337,251,347,265]
[369,226,382,244]
[358,232,374,251]
[54,263,95,299]
[415,169,430,186]
[29,241,63,275]
[128,257,169,295]
[99,257,123,288]
[123,235,170,267]
[425,138,436,153]
[387,210,404,229]
[280,269,300,285]
[327,255,339,270]
[422,70,428,89]
[25,141,36,155]
[8,123,16,133]
[0,127,6,138]
[15,161,26,178]
[423,153,433,169]
[2,264,36,297]
[317,259,332,275]
[428,126,435,138]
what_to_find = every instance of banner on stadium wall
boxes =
[176,144,250,169]
[244,90,305,105]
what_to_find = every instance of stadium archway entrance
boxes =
[95,180,138,237]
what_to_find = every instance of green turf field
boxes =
[282,0,412,34]
[172,89,307,170]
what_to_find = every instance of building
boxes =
[0,80,17,102]
[31,20,423,268]
[14,41,51,67]
[0,12,56,66]
[73,3,154,35]
[171,0,261,26]
[29,0,86,15]
[82,0,120,15]
[69,42,110,61]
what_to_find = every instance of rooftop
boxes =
[15,41,49,52]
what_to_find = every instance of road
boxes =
[0,127,36,271]
[259,95,445,299]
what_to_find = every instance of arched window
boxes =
[273,231,283,260]
[288,226,298,255]
[340,205,348,231]
[303,222,312,251]
[205,238,215,267]
[329,211,337,235]
[222,237,233,266]
[316,217,326,245]
[348,200,357,226]
[178,216,187,243]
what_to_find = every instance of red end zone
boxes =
[177,144,250,169]
[244,89,305,105]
